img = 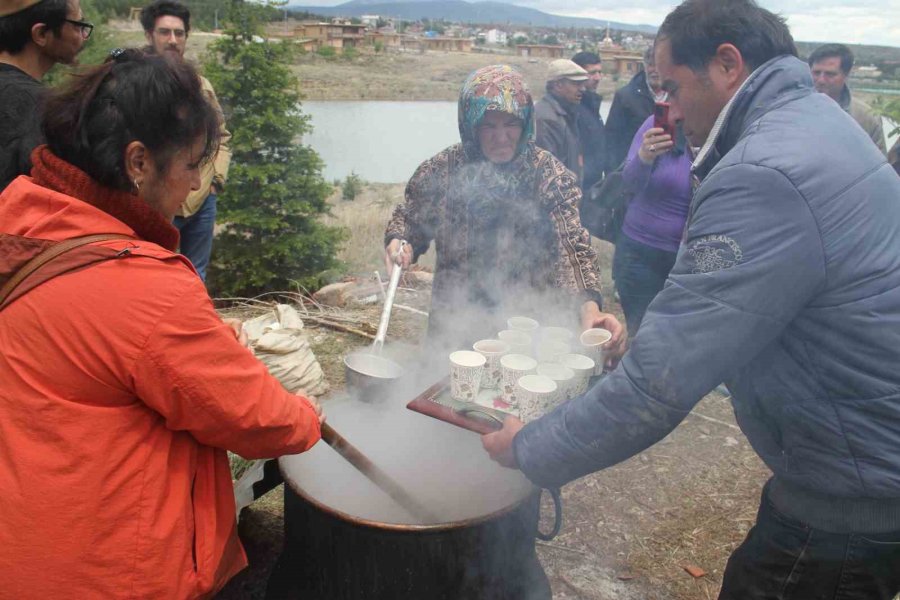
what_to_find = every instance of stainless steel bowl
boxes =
[343,351,404,401]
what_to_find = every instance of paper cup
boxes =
[516,374,557,423]
[449,350,485,402]
[539,326,575,345]
[557,353,595,397]
[500,353,538,409]
[472,339,510,390]
[506,316,539,333]
[498,329,533,356]
[579,328,612,375]
[535,340,570,363]
[536,362,575,403]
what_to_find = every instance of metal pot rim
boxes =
[278,459,537,532]
[343,351,405,380]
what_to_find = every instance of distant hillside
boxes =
[288,0,658,33]
[795,41,900,68]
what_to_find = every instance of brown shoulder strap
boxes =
[0,233,135,308]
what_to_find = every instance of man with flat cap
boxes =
[0,0,88,190]
[535,58,589,186]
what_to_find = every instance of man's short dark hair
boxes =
[658,0,797,73]
[140,0,190,34]
[0,0,68,54]
[571,51,601,68]
[808,43,854,74]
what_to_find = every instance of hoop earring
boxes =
[133,178,141,194]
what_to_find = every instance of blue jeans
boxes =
[612,233,678,335]
[719,483,900,599]
[173,193,216,282]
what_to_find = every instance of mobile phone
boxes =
[654,102,675,138]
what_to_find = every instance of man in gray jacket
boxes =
[484,0,900,597]
[534,59,588,186]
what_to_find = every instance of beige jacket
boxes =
[180,75,232,217]
[840,86,886,155]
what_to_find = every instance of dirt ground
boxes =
[290,49,621,102]
[215,190,772,600]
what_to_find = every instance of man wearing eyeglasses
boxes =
[141,0,232,284]
[0,0,88,190]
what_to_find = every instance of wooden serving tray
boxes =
[406,377,517,435]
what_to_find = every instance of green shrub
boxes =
[317,46,337,59]
[342,46,358,60]
[342,172,364,201]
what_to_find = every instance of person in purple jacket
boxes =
[612,115,692,334]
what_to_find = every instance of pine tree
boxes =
[204,0,344,297]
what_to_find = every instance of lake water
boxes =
[302,100,611,183]
[301,100,895,184]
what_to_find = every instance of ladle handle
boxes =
[373,241,406,353]
[320,422,438,523]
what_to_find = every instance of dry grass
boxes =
[292,49,621,102]
[324,182,436,276]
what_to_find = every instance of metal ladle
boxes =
[342,241,407,398]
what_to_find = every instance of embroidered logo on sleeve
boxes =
[687,235,743,274]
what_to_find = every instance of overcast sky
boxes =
[299,0,900,47]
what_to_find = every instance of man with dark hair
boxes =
[0,0,88,190]
[535,59,588,186]
[484,0,900,597]
[570,51,606,190]
[604,45,664,172]
[141,0,231,283]
[809,43,886,153]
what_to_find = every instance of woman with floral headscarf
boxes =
[384,65,625,358]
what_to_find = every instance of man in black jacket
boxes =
[571,51,606,190]
[0,0,88,190]
[604,46,665,172]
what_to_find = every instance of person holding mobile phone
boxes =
[611,112,692,335]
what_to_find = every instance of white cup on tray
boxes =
[516,374,557,423]
[499,353,538,411]
[472,339,510,390]
[449,350,485,402]
[557,353,595,397]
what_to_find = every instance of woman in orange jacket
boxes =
[0,49,323,599]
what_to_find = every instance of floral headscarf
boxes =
[458,65,535,161]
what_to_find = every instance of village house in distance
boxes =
[264,14,647,78]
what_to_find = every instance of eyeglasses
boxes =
[65,18,94,40]
[154,27,186,39]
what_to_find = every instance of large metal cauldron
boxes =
[266,390,555,600]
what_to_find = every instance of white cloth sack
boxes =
[242,303,328,397]
[232,303,328,519]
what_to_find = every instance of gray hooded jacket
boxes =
[514,56,900,531]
